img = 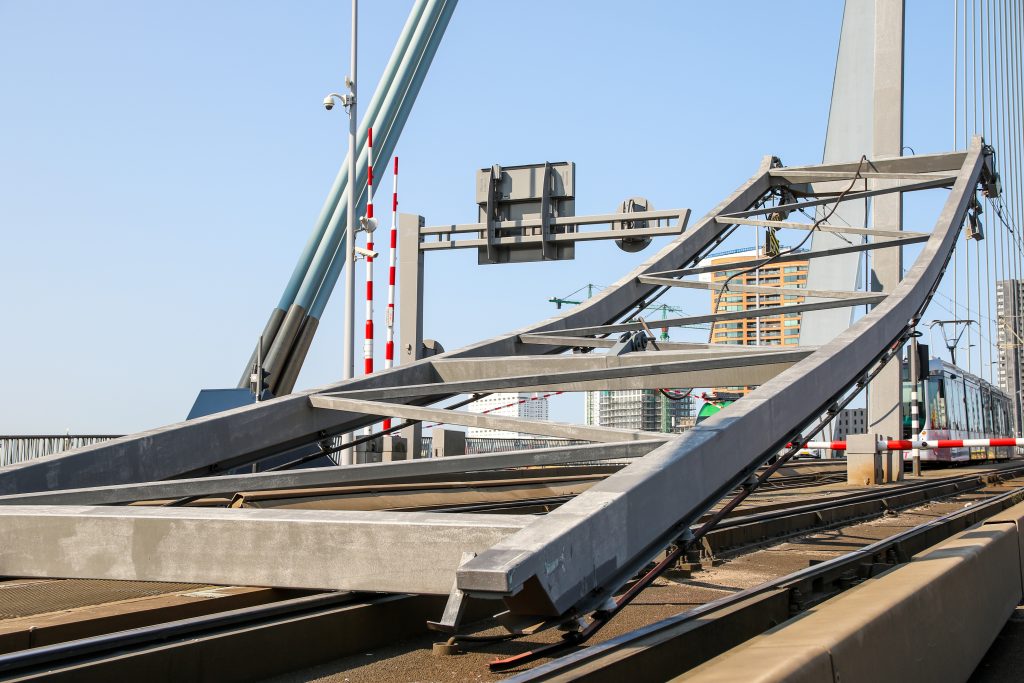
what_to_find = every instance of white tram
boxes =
[903,358,1016,463]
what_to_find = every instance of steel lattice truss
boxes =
[0,139,995,627]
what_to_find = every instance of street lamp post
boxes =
[324,0,358,465]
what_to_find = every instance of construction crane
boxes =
[551,289,703,434]
[550,288,708,342]
[549,284,603,309]
[637,303,711,341]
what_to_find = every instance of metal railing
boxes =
[0,435,121,467]
[0,434,588,469]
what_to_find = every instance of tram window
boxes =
[983,390,995,434]
[994,398,1006,435]
[979,392,988,435]
[945,377,965,430]
[964,383,974,432]
[927,377,948,429]
[998,398,1011,435]
[966,384,981,434]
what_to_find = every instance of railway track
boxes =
[1,463,1020,682]
[510,472,1024,682]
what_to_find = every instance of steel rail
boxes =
[702,465,1024,554]
[508,477,1024,682]
[0,591,361,676]
[0,464,1011,683]
[0,466,1006,682]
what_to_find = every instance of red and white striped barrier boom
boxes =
[383,156,398,430]
[797,438,1024,451]
[363,127,376,376]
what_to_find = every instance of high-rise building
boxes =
[704,247,809,394]
[997,279,1024,431]
[584,389,694,433]
[832,408,867,440]
[466,392,549,438]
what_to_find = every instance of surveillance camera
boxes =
[359,216,378,234]
[323,95,335,111]
[354,245,379,259]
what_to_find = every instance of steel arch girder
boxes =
[454,141,987,618]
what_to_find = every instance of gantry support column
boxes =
[398,213,425,458]
[867,0,905,467]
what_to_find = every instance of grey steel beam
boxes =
[0,440,660,507]
[514,335,803,352]
[720,175,953,219]
[325,349,810,400]
[430,349,808,378]
[774,149,967,176]
[418,209,689,235]
[399,212,427,459]
[644,236,928,279]
[0,505,530,595]
[419,226,685,251]
[529,294,887,339]
[715,216,928,240]
[768,169,956,182]
[310,396,661,443]
[637,275,873,300]
[455,140,986,618]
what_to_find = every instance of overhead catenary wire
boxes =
[997,0,1010,374]
[1011,0,1019,305]
[712,157,869,319]
[955,0,960,146]
[987,0,999,385]
[954,0,960,343]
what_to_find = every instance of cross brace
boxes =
[643,235,928,279]
[310,395,661,443]
[715,216,930,240]
[638,275,872,300]
[531,294,886,339]
[720,175,955,219]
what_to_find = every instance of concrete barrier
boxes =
[983,499,1024,597]
[677,514,1024,682]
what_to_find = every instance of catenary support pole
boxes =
[910,330,921,476]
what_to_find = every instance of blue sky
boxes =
[0,1,982,433]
